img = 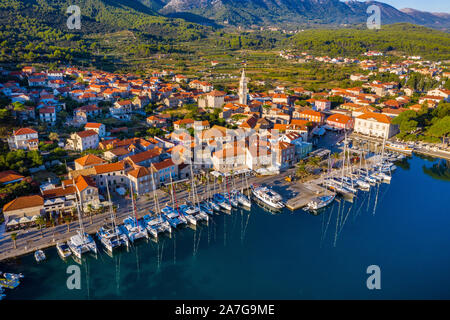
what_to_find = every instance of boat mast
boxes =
[73,178,86,242]
[150,168,162,217]
[104,176,119,241]
[169,172,175,209]
[128,179,140,228]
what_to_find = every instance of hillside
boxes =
[289,23,450,60]
[0,0,210,67]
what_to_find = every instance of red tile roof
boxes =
[3,195,43,212]
[14,128,38,136]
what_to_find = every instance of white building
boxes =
[85,123,106,138]
[354,112,399,139]
[67,130,99,151]
[8,128,39,150]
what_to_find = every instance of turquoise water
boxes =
[1,155,450,299]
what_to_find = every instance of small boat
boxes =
[306,194,336,211]
[251,184,285,209]
[34,250,46,263]
[56,242,72,259]
[0,272,24,281]
[68,231,98,259]
[0,271,23,290]
[121,217,148,242]
[386,142,413,155]
[97,223,129,252]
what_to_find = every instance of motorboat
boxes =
[34,250,46,263]
[56,242,72,259]
[386,142,413,155]
[306,194,336,210]
[251,184,285,209]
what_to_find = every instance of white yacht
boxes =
[251,184,285,209]
[386,142,413,155]
[56,242,72,259]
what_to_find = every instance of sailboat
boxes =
[234,172,251,208]
[120,180,148,242]
[97,178,129,252]
[181,163,209,225]
[202,175,219,214]
[143,169,172,238]
[68,179,98,259]
[161,172,187,228]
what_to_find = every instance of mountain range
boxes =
[148,0,450,29]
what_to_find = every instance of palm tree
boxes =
[64,216,71,232]
[35,216,45,238]
[11,233,17,249]
[296,162,309,181]
[307,156,321,168]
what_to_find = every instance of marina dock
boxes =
[0,152,392,261]
[285,183,333,210]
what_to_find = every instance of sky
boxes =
[366,0,450,13]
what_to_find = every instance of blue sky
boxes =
[354,1,450,13]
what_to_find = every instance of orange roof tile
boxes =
[94,161,125,174]
[75,154,105,167]
[3,195,43,212]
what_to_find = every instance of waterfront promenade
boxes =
[0,169,297,261]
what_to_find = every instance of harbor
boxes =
[0,138,405,262]
[1,154,449,299]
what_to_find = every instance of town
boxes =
[0,49,449,269]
